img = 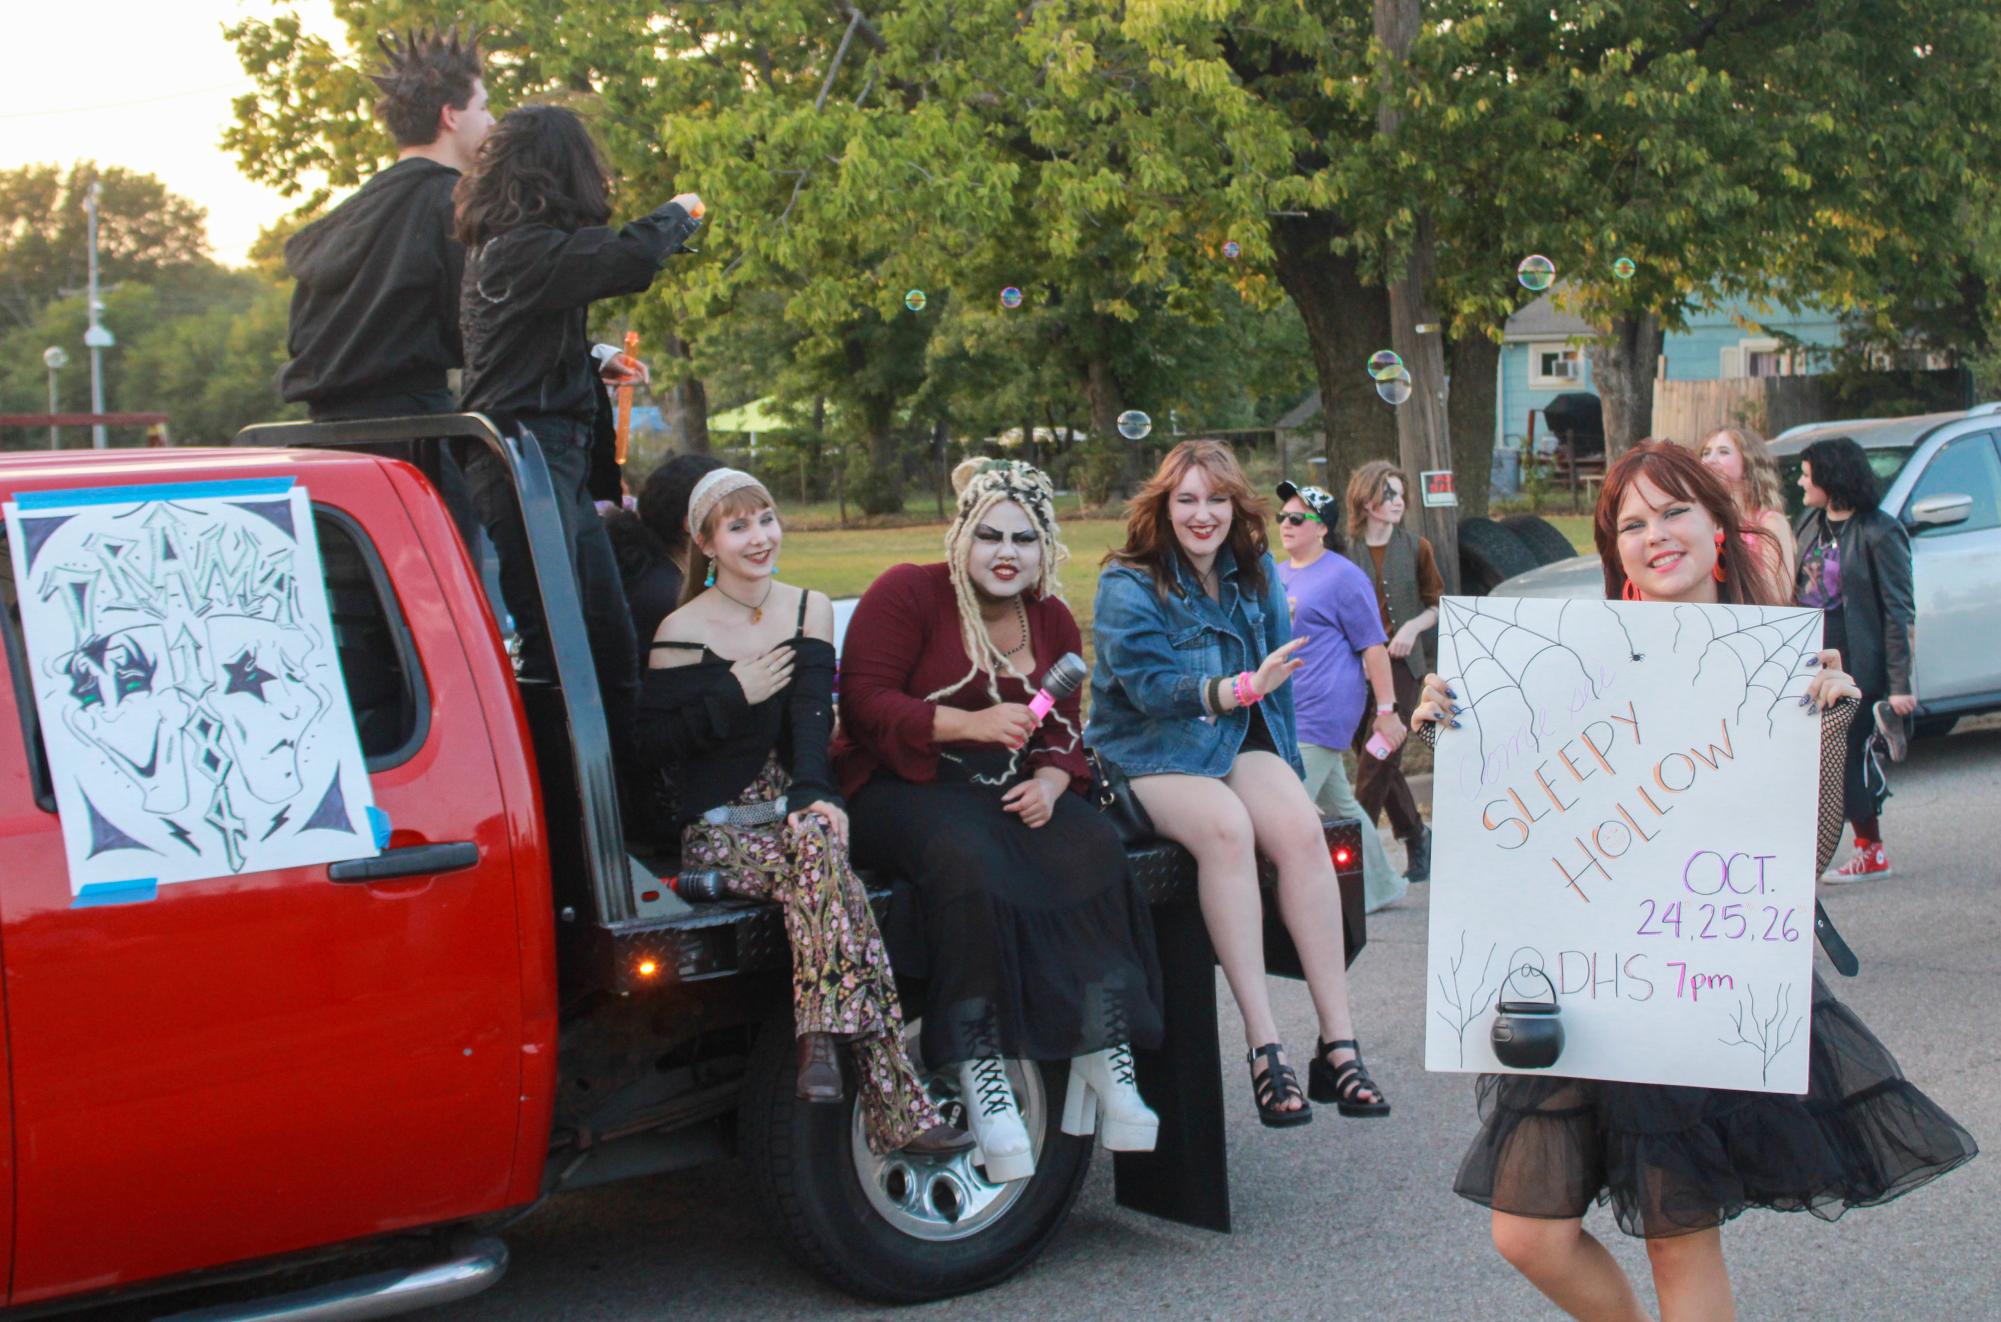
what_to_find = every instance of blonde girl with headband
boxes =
[637,469,971,1160]
[834,459,1164,1184]
[1694,426,1797,593]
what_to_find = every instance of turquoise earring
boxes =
[704,561,717,588]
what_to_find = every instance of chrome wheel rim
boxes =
[851,1021,1045,1242]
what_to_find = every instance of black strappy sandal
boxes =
[1246,1043,1313,1128]
[1309,1038,1391,1117]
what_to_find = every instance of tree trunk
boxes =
[846,336,904,515]
[1590,313,1664,459]
[934,417,949,518]
[1447,331,1502,520]
[1269,212,1398,484]
[1375,0,1460,594]
[661,331,709,453]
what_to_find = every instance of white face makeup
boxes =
[702,501,782,583]
[1171,465,1234,564]
[1615,474,1721,603]
[967,499,1043,599]
[1367,476,1407,527]
[1277,496,1323,560]
[1699,433,1746,486]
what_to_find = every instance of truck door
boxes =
[0,467,528,1305]
[1904,432,2001,703]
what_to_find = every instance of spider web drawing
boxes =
[1438,597,1606,772]
[1673,606,1821,735]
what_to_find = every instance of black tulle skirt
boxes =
[850,750,1164,1069]
[1454,975,1977,1238]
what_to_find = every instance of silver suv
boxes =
[1492,403,2001,737]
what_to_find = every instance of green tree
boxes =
[0,163,212,332]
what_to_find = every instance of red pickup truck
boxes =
[0,416,1365,1317]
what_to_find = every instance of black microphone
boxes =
[1029,651,1089,721]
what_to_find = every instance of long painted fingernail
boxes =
[1448,719,1463,729]
[1805,656,1820,667]
[1445,686,1459,699]
[1451,704,1465,715]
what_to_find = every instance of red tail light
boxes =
[1334,846,1354,867]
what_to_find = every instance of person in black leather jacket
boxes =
[1794,436,1916,879]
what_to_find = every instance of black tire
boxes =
[1913,714,1959,740]
[1499,514,1580,567]
[740,1014,1092,1304]
[1457,517,1541,596]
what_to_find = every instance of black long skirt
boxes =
[1453,975,1977,1238]
[851,751,1165,1069]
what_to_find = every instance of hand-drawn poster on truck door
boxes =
[1424,597,1823,1094]
[4,477,379,900]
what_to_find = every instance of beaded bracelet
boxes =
[1234,670,1264,706]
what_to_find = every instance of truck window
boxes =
[1903,433,2001,536]
[0,504,428,813]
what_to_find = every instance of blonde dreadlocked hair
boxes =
[925,459,1080,776]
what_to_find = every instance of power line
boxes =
[0,83,253,121]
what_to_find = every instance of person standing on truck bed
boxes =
[452,104,702,773]
[638,470,972,1159]
[280,26,492,421]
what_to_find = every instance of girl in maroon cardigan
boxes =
[834,460,1163,1184]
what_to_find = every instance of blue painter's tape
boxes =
[366,806,391,849]
[73,878,160,907]
[15,477,295,511]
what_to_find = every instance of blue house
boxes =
[1496,292,1845,451]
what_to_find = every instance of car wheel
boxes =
[1457,517,1541,596]
[1912,714,1959,740]
[740,1013,1091,1303]
[1499,514,1580,567]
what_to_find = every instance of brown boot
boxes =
[899,1122,977,1155]
[796,1033,843,1103]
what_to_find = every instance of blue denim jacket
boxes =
[1086,545,1305,779]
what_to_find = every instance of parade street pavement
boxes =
[85,722,1997,1322]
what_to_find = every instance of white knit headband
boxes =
[685,468,766,538]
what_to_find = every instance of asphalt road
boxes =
[90,720,1998,1322]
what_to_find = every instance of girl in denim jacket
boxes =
[1088,440,1388,1127]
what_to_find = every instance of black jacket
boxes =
[458,202,698,435]
[281,158,464,411]
[1796,506,1915,696]
[636,638,843,827]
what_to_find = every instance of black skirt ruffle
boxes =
[1453,975,1977,1238]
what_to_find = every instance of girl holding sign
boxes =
[1413,442,1974,1321]
[1090,441,1386,1127]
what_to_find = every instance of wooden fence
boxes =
[1649,376,1829,445]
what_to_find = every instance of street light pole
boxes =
[84,181,113,450]
[42,345,69,449]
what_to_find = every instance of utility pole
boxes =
[42,346,68,449]
[84,181,115,450]
[1373,0,1461,593]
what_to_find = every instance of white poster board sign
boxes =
[1424,596,1822,1094]
[5,477,379,902]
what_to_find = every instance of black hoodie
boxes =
[280,158,464,412]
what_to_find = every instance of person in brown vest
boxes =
[1340,460,1438,881]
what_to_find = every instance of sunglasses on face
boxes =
[1277,512,1323,527]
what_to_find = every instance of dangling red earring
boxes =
[1712,529,1727,582]
[1622,579,1642,601]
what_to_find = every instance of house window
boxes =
[1529,345,1584,388]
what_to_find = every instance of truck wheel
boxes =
[1457,516,1541,595]
[741,1015,1092,1303]
[1499,514,1580,567]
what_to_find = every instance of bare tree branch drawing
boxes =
[1718,982,1805,1084]
[1434,930,1502,1066]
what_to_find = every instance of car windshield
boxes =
[1778,445,1916,520]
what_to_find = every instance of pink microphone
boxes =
[1028,652,1089,721]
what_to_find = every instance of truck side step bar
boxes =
[159,1237,508,1322]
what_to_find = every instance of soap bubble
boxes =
[1612,256,1636,281]
[1376,367,1413,406]
[1367,349,1404,382]
[1516,254,1555,292]
[1223,240,1241,259]
[904,289,927,312]
[1117,410,1153,441]
[1000,286,1024,309]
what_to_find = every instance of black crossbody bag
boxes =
[1085,747,1158,845]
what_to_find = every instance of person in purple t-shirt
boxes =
[1274,482,1409,912]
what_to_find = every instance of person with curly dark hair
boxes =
[281,25,492,419]
[453,104,702,779]
[1794,436,1916,879]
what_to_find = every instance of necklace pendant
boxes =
[752,608,763,624]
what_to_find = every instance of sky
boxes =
[2,1,346,266]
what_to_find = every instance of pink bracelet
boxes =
[1234,671,1263,706]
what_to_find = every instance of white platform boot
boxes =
[1063,1043,1159,1151]
[958,1057,1035,1183]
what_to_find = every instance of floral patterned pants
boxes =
[682,758,943,1154]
